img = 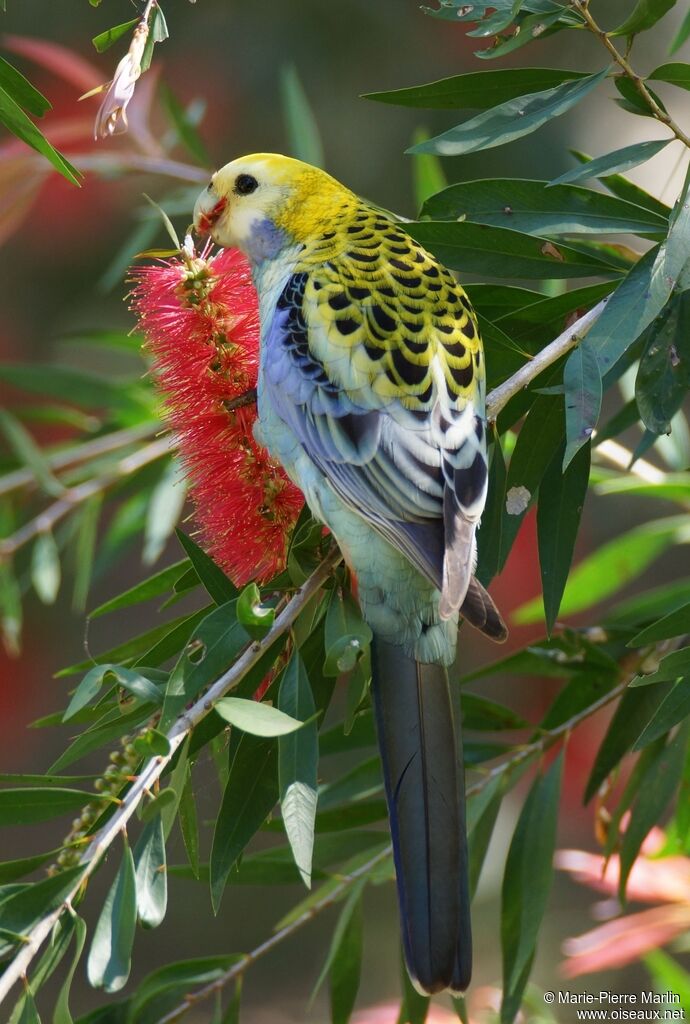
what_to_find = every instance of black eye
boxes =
[234,173,258,196]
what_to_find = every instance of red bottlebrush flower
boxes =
[129,244,304,585]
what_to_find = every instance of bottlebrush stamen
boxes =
[129,245,304,584]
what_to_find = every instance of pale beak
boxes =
[193,184,228,238]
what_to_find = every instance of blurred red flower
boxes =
[557,828,690,978]
[130,245,303,584]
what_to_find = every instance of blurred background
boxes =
[1,1,689,1020]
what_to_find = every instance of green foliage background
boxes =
[1,0,690,1021]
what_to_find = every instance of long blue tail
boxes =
[371,638,471,994]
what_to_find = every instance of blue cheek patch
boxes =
[246,218,287,261]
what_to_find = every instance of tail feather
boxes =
[461,577,508,643]
[371,638,471,994]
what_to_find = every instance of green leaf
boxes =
[0,787,104,825]
[17,990,40,1024]
[278,654,318,888]
[0,409,65,497]
[160,601,246,729]
[143,461,187,565]
[537,442,591,633]
[312,880,365,1004]
[461,694,528,731]
[64,664,161,721]
[585,681,675,801]
[0,364,147,412]
[92,18,139,52]
[563,340,602,468]
[409,69,609,157]
[175,530,237,605]
[318,757,383,809]
[669,8,690,51]
[364,67,587,109]
[140,788,177,823]
[422,178,667,235]
[614,74,668,117]
[127,955,241,1024]
[501,753,562,1019]
[140,5,169,74]
[330,888,364,1024]
[619,724,689,900]
[476,428,507,584]
[31,531,61,605]
[178,765,199,877]
[645,951,690,1011]
[649,62,690,91]
[406,220,621,280]
[72,494,101,611]
[633,680,690,748]
[133,816,167,929]
[210,734,277,912]
[498,395,563,572]
[54,913,87,1024]
[635,290,690,434]
[411,129,447,209]
[514,516,690,624]
[214,697,305,737]
[629,602,690,646]
[159,81,211,165]
[611,0,678,37]
[90,559,189,619]
[0,84,80,185]
[473,7,583,61]
[0,57,51,116]
[87,843,137,992]
[323,587,373,676]
[281,65,324,168]
[0,866,85,959]
[0,849,58,884]
[548,139,672,187]
[236,582,275,639]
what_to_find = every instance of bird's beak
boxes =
[193,183,228,238]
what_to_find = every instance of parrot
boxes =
[193,154,507,995]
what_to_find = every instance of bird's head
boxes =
[193,153,354,262]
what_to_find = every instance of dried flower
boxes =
[129,245,303,585]
[94,16,149,139]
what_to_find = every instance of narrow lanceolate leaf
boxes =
[144,461,187,565]
[514,516,688,624]
[0,409,64,496]
[619,724,689,900]
[210,734,278,912]
[633,682,690,748]
[278,654,318,888]
[91,18,139,52]
[179,765,200,877]
[0,866,85,959]
[31,531,61,605]
[537,442,591,634]
[175,529,237,606]
[669,8,690,52]
[89,559,189,619]
[330,889,364,1024]
[501,753,563,1022]
[610,0,678,37]
[648,63,690,91]
[214,697,305,738]
[422,179,667,235]
[408,69,609,157]
[133,816,167,929]
[64,663,162,721]
[563,340,602,468]
[281,65,324,168]
[412,129,447,209]
[236,582,275,639]
[363,68,587,110]
[585,682,675,802]
[548,139,672,187]
[87,843,137,992]
[0,84,81,185]
[635,290,690,434]
[629,602,690,646]
[0,57,51,116]
[0,787,103,825]
[406,220,620,280]
[54,913,87,1024]
[312,880,366,1005]
[476,428,506,585]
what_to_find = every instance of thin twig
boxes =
[0,422,161,499]
[0,436,171,561]
[572,0,690,149]
[485,298,608,420]
[156,845,393,1024]
[0,547,342,1008]
[158,643,650,1021]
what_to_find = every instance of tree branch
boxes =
[0,547,342,1007]
[485,297,608,420]
[572,0,690,149]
